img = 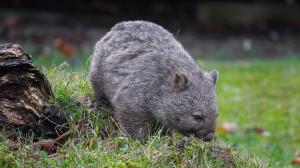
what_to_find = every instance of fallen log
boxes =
[0,43,67,137]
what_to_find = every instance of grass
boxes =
[1,54,300,167]
[207,57,300,167]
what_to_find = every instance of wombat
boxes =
[89,21,219,141]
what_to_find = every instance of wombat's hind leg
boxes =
[116,111,150,140]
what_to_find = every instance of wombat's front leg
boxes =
[90,82,111,108]
[95,95,111,108]
[115,110,151,140]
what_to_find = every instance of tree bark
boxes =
[0,43,67,137]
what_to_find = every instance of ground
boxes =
[0,54,299,167]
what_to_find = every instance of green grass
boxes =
[1,56,300,167]
[207,58,300,167]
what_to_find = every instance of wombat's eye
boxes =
[192,114,204,121]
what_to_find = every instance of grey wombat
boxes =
[89,21,219,141]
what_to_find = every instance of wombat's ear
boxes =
[171,72,189,91]
[210,69,218,85]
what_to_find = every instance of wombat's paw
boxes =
[121,127,147,140]
[95,98,112,109]
[75,95,112,112]
[160,126,176,136]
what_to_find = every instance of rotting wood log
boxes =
[0,43,67,138]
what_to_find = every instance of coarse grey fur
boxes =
[89,21,219,141]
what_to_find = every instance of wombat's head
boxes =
[161,70,219,141]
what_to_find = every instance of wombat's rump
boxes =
[89,21,219,141]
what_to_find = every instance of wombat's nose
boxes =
[203,132,215,142]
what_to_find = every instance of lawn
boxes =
[207,58,300,167]
[0,54,299,167]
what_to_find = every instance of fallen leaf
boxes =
[292,158,300,165]
[53,37,75,57]
[253,127,271,137]
[55,123,79,142]
[32,124,79,154]
[216,122,237,133]
[292,153,300,165]
[34,139,57,154]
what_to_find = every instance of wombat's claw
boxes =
[96,100,111,109]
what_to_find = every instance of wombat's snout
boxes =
[203,132,215,142]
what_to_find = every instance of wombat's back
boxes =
[98,21,199,75]
[103,21,183,54]
[91,21,201,101]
